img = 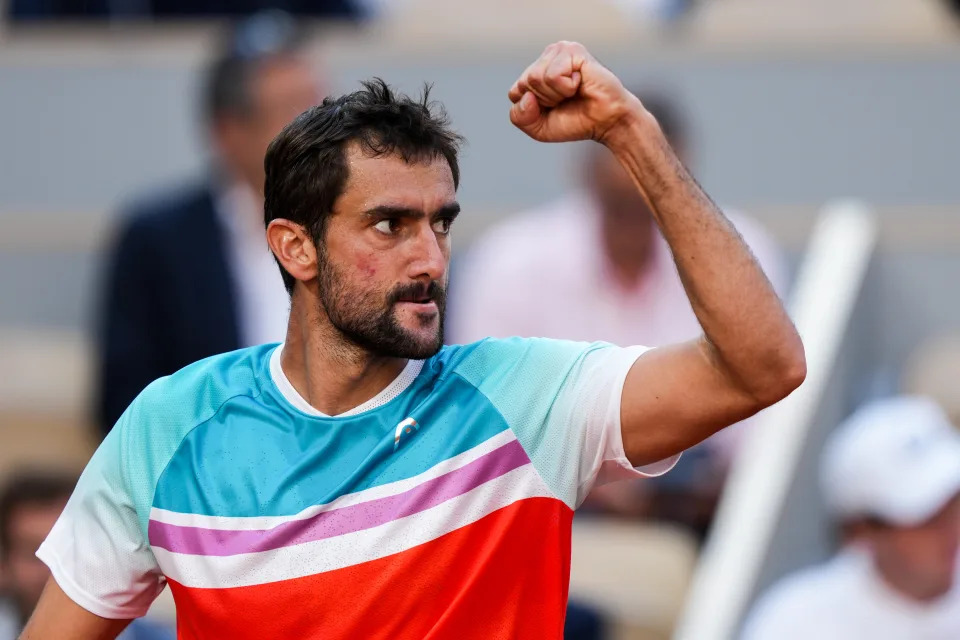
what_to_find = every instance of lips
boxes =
[392,281,444,312]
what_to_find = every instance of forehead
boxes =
[337,143,456,212]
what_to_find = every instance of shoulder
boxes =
[436,337,604,389]
[743,558,850,637]
[121,344,273,442]
[439,336,594,367]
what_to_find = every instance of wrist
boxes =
[599,100,666,156]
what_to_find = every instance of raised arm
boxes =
[20,578,131,640]
[509,42,805,466]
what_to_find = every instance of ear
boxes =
[266,219,318,286]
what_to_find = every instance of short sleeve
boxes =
[554,344,680,506]
[453,338,679,509]
[36,409,165,619]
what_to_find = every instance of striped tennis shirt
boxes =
[39,338,676,639]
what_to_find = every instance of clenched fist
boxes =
[508,41,645,145]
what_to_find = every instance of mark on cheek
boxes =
[355,256,378,279]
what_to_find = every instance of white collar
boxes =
[268,344,424,418]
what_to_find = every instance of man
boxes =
[24,42,805,639]
[96,10,324,434]
[450,92,785,532]
[0,472,171,640]
[741,396,960,640]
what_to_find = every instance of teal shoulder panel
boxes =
[120,344,273,538]
[451,337,608,508]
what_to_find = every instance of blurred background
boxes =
[0,1,959,639]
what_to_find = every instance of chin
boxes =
[407,333,443,356]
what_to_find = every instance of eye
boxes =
[432,218,453,235]
[374,219,397,235]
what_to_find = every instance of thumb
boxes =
[509,91,541,129]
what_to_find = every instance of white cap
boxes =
[821,396,960,526]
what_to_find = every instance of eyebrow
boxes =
[362,202,461,220]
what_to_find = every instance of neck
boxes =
[871,552,949,604]
[281,288,407,416]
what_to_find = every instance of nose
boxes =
[408,222,447,282]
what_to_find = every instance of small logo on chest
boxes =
[394,417,419,451]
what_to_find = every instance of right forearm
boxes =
[604,112,804,404]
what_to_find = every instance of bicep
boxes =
[620,338,763,467]
[21,578,132,640]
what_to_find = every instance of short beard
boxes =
[315,245,445,360]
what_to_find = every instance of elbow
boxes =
[740,334,807,413]
[749,338,807,408]
[780,345,808,397]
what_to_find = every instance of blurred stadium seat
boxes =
[0,329,95,485]
[569,519,698,640]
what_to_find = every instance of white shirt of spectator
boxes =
[741,546,960,640]
[215,181,290,347]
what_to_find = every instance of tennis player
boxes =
[22,41,805,640]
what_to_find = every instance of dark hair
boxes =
[264,78,465,294]
[0,471,76,560]
[203,10,304,123]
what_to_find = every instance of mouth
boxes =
[396,298,438,314]
[393,282,443,316]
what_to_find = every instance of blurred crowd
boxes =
[1,4,958,640]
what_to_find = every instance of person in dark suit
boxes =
[96,11,325,435]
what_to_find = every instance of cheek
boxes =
[354,254,379,279]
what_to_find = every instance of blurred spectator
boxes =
[96,10,324,435]
[947,0,960,20]
[563,601,606,640]
[10,0,365,21]
[0,471,173,640]
[741,396,960,640]
[903,332,960,427]
[450,91,787,536]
